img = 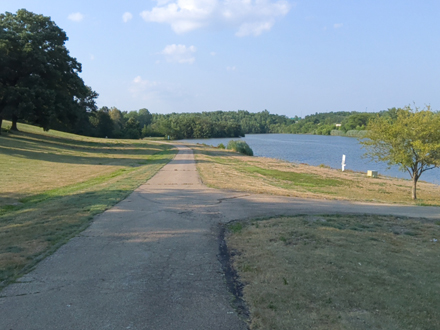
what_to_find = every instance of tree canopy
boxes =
[0,9,97,133]
[360,106,440,199]
[59,108,380,140]
[81,109,295,139]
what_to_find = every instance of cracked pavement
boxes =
[0,145,439,330]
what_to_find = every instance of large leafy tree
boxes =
[360,106,440,199]
[0,9,97,134]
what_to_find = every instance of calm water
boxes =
[181,134,440,185]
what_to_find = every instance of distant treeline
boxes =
[67,108,300,139]
[38,107,392,140]
[286,111,376,135]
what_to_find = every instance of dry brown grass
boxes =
[227,215,440,330]
[0,121,176,287]
[189,144,440,205]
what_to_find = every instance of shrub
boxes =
[227,140,253,156]
[217,143,226,149]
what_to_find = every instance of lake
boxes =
[181,134,440,185]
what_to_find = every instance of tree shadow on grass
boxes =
[0,144,171,166]
[0,143,215,167]
[1,131,168,156]
[0,130,241,167]
[0,130,181,166]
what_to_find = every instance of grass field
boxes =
[191,144,440,328]
[0,121,176,288]
[189,144,440,206]
[226,215,440,330]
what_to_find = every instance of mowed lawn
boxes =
[0,121,176,288]
[191,143,440,329]
[191,144,440,206]
[227,215,440,330]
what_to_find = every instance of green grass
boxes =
[209,156,242,165]
[242,166,343,187]
[227,215,440,330]
[228,222,244,234]
[0,121,177,288]
[193,145,440,205]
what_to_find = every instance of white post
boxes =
[342,154,346,172]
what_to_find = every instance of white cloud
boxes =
[226,66,236,71]
[236,21,273,37]
[140,0,291,36]
[130,75,184,102]
[133,76,158,87]
[160,44,196,64]
[123,12,133,22]
[333,23,343,29]
[130,76,160,100]
[68,12,84,22]
[210,51,216,56]
[90,54,95,60]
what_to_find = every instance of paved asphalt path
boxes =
[1,145,439,330]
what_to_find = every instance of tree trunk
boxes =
[412,174,418,200]
[11,114,18,131]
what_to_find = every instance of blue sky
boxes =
[2,0,440,117]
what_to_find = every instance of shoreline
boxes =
[188,143,440,206]
[177,136,440,186]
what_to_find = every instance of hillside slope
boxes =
[0,121,176,287]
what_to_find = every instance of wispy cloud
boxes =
[236,21,273,37]
[160,44,196,64]
[140,0,291,37]
[130,76,184,102]
[333,23,343,29]
[132,76,158,88]
[130,76,160,100]
[68,12,84,22]
[226,66,236,71]
[123,12,133,23]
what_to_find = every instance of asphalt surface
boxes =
[1,145,439,330]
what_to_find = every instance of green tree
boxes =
[124,117,141,139]
[138,108,152,127]
[360,106,440,199]
[89,107,114,137]
[0,9,97,134]
[108,107,124,137]
[341,113,374,132]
